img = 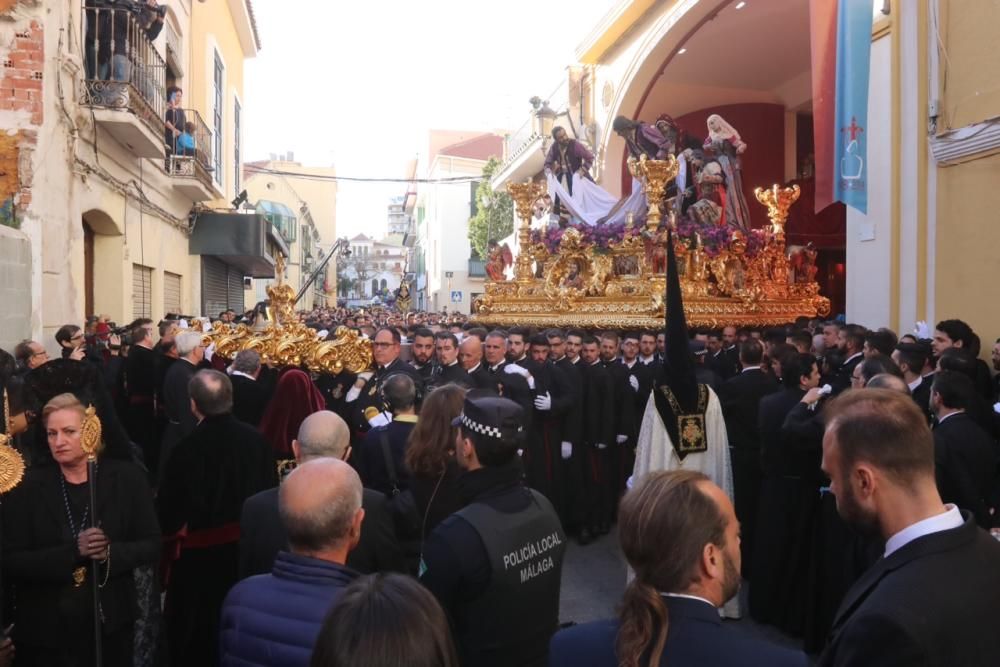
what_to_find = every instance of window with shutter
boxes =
[163,272,182,316]
[132,264,153,320]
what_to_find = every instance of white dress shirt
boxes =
[884,504,963,557]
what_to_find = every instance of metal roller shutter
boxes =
[202,257,229,317]
[227,267,245,315]
[132,264,152,320]
[163,271,182,317]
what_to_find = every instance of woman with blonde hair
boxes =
[2,393,160,667]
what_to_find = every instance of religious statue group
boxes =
[613,112,753,233]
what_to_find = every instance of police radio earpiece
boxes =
[378,371,424,412]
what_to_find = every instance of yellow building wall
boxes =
[933,2,1000,341]
[189,0,248,205]
[935,155,1000,340]
[935,2,1000,131]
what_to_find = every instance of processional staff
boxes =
[80,405,105,667]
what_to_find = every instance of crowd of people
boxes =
[0,303,999,666]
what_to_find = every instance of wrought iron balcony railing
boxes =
[81,4,166,142]
[169,108,215,189]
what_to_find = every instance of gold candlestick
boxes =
[629,154,680,233]
[507,180,546,281]
[753,184,800,241]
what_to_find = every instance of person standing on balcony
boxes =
[164,86,187,162]
[544,126,594,221]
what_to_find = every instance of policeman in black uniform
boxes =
[420,394,567,667]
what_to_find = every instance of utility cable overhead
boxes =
[243,165,486,185]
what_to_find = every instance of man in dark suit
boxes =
[522,334,576,521]
[717,338,779,576]
[930,371,997,528]
[125,318,159,472]
[228,349,275,427]
[159,330,204,474]
[239,410,404,579]
[893,341,933,418]
[157,369,277,666]
[580,336,618,539]
[707,329,738,380]
[357,373,419,496]
[751,353,822,626]
[549,470,807,667]
[481,331,535,420]
[830,324,867,393]
[409,327,437,383]
[433,331,471,387]
[818,388,1000,666]
[347,327,423,434]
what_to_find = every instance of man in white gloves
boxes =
[514,334,577,525]
[347,327,424,436]
[579,334,618,542]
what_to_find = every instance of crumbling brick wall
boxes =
[0,16,42,228]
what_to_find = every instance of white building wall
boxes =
[846,35,893,328]
[421,156,483,314]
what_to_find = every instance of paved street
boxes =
[559,530,809,658]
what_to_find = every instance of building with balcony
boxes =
[244,157,338,309]
[337,233,407,307]
[412,131,503,314]
[0,0,262,350]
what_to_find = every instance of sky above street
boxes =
[244,0,613,238]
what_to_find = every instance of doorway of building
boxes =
[83,221,95,318]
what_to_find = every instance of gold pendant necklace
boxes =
[73,566,87,588]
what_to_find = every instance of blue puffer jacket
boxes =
[220,551,359,666]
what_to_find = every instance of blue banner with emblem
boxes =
[831,0,873,214]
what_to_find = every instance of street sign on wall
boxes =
[451,290,462,303]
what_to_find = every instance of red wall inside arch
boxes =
[622,102,786,231]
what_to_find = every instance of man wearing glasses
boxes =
[13,339,50,372]
[347,327,423,434]
[56,324,93,363]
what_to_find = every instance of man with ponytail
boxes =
[549,470,807,667]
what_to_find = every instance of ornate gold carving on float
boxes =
[472,167,830,329]
[199,255,372,374]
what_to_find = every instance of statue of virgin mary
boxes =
[703,114,752,232]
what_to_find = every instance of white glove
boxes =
[595,442,608,450]
[629,375,639,392]
[204,342,216,362]
[561,442,572,459]
[914,321,931,339]
[504,364,530,378]
[346,378,367,403]
[358,371,374,382]
[616,434,628,444]
[534,391,552,411]
[505,363,535,389]
[994,402,1000,415]
[368,411,392,428]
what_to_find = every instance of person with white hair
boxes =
[159,330,205,475]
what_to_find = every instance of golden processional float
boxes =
[196,251,373,374]
[471,156,830,330]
